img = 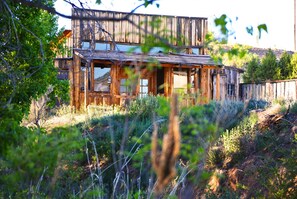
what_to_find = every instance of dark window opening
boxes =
[227,84,235,96]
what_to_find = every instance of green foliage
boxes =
[180,104,217,163]
[128,95,160,118]
[0,0,63,123]
[278,52,292,80]
[289,53,297,79]
[290,101,297,114]
[48,80,70,107]
[206,188,240,199]
[214,14,229,35]
[244,24,268,39]
[246,99,269,111]
[243,57,261,83]
[205,33,255,68]
[258,49,279,81]
[206,147,225,169]
[257,24,268,39]
[0,127,84,197]
[219,114,258,164]
[244,50,297,83]
[0,1,74,197]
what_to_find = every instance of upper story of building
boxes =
[58,8,208,57]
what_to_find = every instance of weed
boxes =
[290,101,297,114]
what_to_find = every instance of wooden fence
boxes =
[240,79,297,101]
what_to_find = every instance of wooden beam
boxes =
[169,67,173,96]
[90,61,94,91]
[194,68,198,93]
[164,67,169,97]
[73,53,81,110]
[84,62,89,110]
[187,68,191,94]
[200,68,209,104]
[216,70,220,101]
[69,60,74,108]
[202,65,220,69]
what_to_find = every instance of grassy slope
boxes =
[38,101,296,198]
[204,105,297,199]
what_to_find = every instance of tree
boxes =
[278,52,293,80]
[257,49,280,81]
[243,57,261,83]
[289,53,297,79]
[0,0,62,151]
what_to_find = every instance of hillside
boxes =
[203,104,297,198]
[2,98,296,198]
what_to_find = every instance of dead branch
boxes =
[151,93,181,193]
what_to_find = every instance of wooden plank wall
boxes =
[71,9,208,50]
[240,79,297,101]
[212,67,241,101]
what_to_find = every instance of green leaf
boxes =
[246,26,254,36]
[257,24,268,39]
[96,0,102,4]
[214,14,228,35]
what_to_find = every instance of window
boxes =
[116,44,141,53]
[115,44,164,54]
[120,79,129,94]
[227,84,235,96]
[173,69,191,93]
[192,48,199,55]
[95,42,111,50]
[94,66,111,92]
[81,41,90,50]
[139,79,149,97]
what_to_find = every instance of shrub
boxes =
[290,102,297,114]
[128,95,161,118]
[246,99,269,111]
[220,113,258,162]
[0,127,84,197]
[206,146,225,169]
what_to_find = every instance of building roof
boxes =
[74,49,222,68]
[223,65,245,73]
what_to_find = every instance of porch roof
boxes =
[74,49,222,68]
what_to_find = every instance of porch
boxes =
[70,50,222,109]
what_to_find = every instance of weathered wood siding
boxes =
[240,79,297,101]
[212,67,242,101]
[71,9,208,50]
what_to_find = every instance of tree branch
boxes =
[12,0,158,21]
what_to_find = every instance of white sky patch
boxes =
[54,0,296,51]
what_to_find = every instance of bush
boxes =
[246,99,269,111]
[128,95,161,118]
[0,127,84,197]
[290,102,297,114]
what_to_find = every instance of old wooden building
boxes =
[56,8,224,109]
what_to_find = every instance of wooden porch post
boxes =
[111,64,120,105]
[194,68,199,93]
[200,67,210,103]
[84,61,89,110]
[216,69,221,101]
[69,60,74,109]
[164,67,169,97]
[187,68,191,94]
[73,53,81,110]
[90,61,94,91]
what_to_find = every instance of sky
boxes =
[55,0,296,51]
